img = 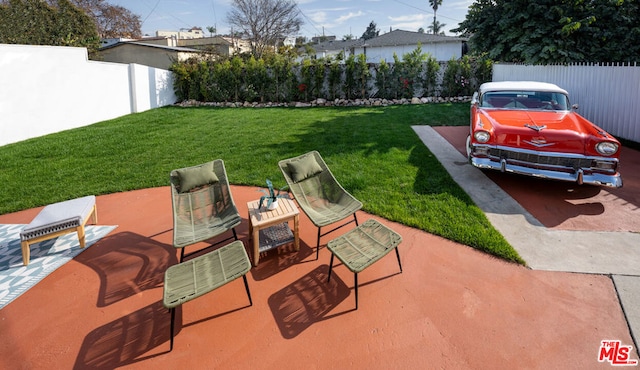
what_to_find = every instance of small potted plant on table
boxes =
[258,179,289,210]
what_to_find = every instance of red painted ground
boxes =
[0,185,635,369]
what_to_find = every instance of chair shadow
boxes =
[249,240,315,281]
[75,231,177,307]
[268,265,351,339]
[74,298,253,368]
[73,301,172,368]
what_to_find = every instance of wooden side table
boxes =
[247,197,300,266]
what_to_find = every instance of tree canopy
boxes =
[453,0,640,64]
[361,21,379,40]
[0,0,99,50]
[428,20,446,35]
[67,0,141,39]
[226,0,303,58]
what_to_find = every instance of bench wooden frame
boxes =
[19,196,97,266]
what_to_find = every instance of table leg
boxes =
[252,226,260,266]
[247,212,252,245]
[293,214,299,251]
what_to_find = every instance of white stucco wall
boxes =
[0,44,176,147]
[129,63,176,112]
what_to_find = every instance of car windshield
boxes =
[480,91,570,111]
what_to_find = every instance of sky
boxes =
[107,0,474,40]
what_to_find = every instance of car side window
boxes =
[551,93,569,110]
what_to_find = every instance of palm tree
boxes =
[429,0,443,35]
[428,20,446,35]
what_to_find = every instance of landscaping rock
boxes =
[175,96,472,108]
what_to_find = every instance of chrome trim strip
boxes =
[470,157,623,188]
[488,144,619,162]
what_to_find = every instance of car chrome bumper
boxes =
[468,145,623,188]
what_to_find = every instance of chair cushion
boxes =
[287,155,323,183]
[175,162,219,193]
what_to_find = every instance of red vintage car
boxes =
[466,81,623,188]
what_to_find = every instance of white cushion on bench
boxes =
[20,196,96,241]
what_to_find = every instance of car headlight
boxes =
[595,142,618,156]
[474,131,491,143]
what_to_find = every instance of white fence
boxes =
[0,44,177,147]
[493,63,640,143]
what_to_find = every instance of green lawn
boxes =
[0,103,524,264]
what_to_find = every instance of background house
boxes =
[304,30,467,62]
[305,39,362,60]
[99,41,205,70]
[99,34,253,69]
[178,36,252,55]
[157,27,205,39]
[354,30,467,63]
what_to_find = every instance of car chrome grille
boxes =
[488,148,594,169]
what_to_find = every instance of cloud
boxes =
[388,14,427,23]
[335,11,364,24]
[386,13,428,32]
[307,10,328,24]
[448,0,475,11]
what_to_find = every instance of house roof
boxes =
[99,41,203,53]
[360,29,467,47]
[311,39,363,51]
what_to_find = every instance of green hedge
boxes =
[170,49,494,103]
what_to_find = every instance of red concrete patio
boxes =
[0,183,635,369]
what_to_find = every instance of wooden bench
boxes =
[19,195,97,266]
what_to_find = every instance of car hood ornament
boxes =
[523,137,555,147]
[524,123,547,132]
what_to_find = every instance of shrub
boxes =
[170,51,493,103]
[441,56,473,97]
